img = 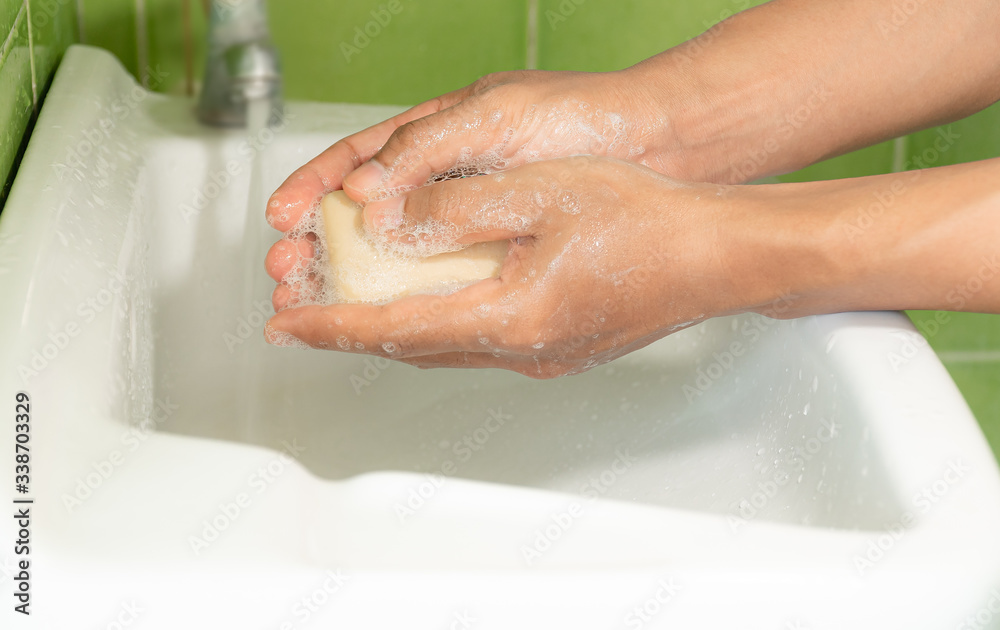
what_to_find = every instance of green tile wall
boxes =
[0,0,77,206]
[1,0,998,461]
[534,0,899,183]
[908,311,1000,461]
[84,0,528,103]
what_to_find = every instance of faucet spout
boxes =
[197,0,283,127]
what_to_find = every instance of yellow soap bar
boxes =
[320,191,507,304]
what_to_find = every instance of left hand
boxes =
[264,156,757,378]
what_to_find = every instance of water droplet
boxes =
[825,334,838,353]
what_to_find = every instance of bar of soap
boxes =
[320,191,507,304]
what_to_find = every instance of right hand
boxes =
[265,68,684,234]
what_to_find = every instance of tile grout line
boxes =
[24,0,38,109]
[0,2,27,66]
[134,0,148,85]
[939,350,1000,363]
[526,0,538,70]
[75,0,86,43]
[891,135,908,173]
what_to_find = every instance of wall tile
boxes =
[909,311,1000,468]
[29,0,78,92]
[268,0,527,105]
[79,0,137,77]
[775,141,897,182]
[943,363,1000,462]
[908,311,1000,352]
[0,3,34,205]
[145,0,206,95]
[536,0,894,182]
[903,102,1000,169]
[537,0,768,72]
[1,0,21,41]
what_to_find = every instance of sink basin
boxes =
[2,46,1000,629]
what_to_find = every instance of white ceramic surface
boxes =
[2,46,999,629]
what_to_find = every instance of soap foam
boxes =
[279,196,338,307]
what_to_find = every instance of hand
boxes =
[264,69,689,311]
[264,156,758,378]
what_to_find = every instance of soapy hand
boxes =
[265,157,750,377]
[265,68,681,235]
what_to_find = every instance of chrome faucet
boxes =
[197,0,283,127]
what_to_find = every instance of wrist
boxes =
[622,49,766,185]
[716,182,860,319]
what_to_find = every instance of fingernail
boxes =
[344,160,386,199]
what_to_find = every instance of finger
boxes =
[271,284,290,312]
[266,95,467,232]
[264,237,315,282]
[397,353,572,379]
[365,169,544,243]
[342,88,522,203]
[264,279,504,357]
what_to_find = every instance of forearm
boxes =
[732,157,1000,318]
[633,0,1000,184]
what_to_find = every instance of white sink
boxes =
[2,46,1000,629]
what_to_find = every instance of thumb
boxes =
[365,172,542,247]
